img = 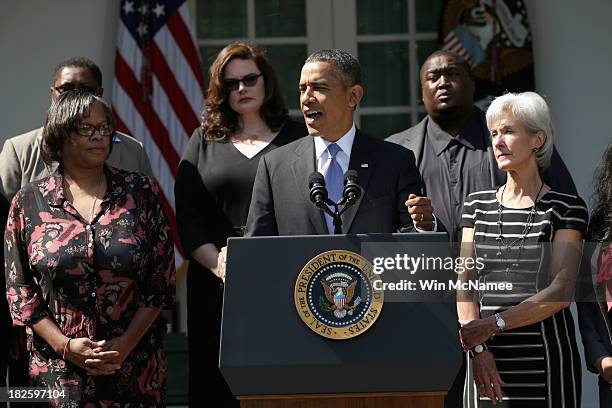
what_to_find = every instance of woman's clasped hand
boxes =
[66,338,120,375]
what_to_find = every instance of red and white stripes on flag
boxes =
[112,0,205,266]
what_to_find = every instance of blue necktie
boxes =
[324,143,343,234]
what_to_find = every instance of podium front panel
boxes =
[220,233,462,396]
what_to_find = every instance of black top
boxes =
[421,110,492,242]
[175,119,306,255]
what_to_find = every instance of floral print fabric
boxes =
[4,165,175,407]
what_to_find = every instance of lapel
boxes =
[107,133,122,167]
[342,130,375,233]
[406,117,427,166]
[291,137,328,234]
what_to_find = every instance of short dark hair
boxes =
[41,90,114,165]
[419,50,471,81]
[51,57,103,87]
[202,43,288,141]
[305,49,362,88]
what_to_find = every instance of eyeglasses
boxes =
[74,123,114,138]
[53,84,101,95]
[223,73,262,91]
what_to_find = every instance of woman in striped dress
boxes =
[456,92,588,407]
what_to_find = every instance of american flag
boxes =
[112,0,205,266]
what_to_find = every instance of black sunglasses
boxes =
[53,84,101,95]
[223,73,262,91]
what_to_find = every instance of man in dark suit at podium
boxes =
[246,49,438,237]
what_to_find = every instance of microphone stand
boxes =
[309,170,360,235]
[320,197,353,235]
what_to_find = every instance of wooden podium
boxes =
[238,391,445,407]
[221,234,460,408]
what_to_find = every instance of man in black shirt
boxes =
[387,50,577,244]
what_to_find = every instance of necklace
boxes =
[89,175,104,223]
[64,172,105,224]
[496,181,544,277]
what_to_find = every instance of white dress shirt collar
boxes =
[314,123,356,173]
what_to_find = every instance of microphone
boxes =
[308,172,328,208]
[343,170,361,206]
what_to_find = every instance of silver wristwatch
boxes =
[469,343,488,358]
[494,313,506,332]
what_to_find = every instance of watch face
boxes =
[474,344,484,353]
[496,314,505,329]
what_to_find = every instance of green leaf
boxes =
[319,295,332,311]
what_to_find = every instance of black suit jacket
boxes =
[246,130,424,236]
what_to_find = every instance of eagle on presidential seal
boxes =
[321,272,362,319]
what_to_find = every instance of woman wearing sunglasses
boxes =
[3,90,175,406]
[174,43,306,406]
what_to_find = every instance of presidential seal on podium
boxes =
[294,250,383,340]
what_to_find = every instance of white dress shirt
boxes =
[314,124,356,175]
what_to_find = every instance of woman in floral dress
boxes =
[4,90,175,407]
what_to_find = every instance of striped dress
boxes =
[461,189,588,408]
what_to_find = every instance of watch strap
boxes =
[468,342,489,358]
